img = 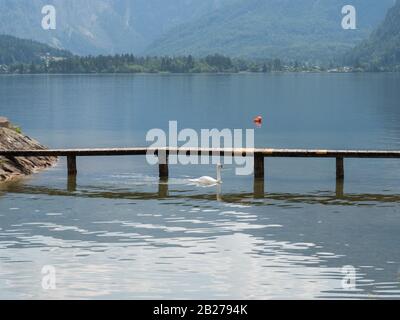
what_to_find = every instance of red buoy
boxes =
[253,116,263,125]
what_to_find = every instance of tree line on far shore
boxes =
[1,53,333,74]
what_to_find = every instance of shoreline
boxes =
[0,70,394,76]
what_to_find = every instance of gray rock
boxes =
[0,126,57,182]
[0,117,10,129]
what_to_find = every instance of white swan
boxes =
[189,164,223,186]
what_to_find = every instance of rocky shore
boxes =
[0,117,57,182]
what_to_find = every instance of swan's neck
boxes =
[217,166,222,182]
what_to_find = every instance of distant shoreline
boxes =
[0,53,367,75]
[0,70,395,76]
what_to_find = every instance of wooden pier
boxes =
[1,148,400,189]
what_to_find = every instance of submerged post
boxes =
[158,181,169,198]
[336,157,344,180]
[67,155,77,176]
[158,151,169,180]
[336,178,344,198]
[67,175,77,192]
[254,153,265,180]
[254,179,265,198]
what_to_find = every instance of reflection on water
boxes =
[1,73,400,299]
[1,173,400,299]
[4,178,400,207]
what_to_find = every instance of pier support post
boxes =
[254,179,265,198]
[336,178,344,198]
[158,182,169,198]
[67,175,77,192]
[158,152,169,180]
[254,153,265,180]
[336,157,344,180]
[67,156,77,177]
[254,153,265,197]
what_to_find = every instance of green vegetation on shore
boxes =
[1,53,343,74]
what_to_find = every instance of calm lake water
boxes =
[1,73,400,299]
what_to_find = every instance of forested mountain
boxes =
[146,0,395,63]
[348,0,400,70]
[0,0,395,62]
[0,0,229,55]
[0,34,71,65]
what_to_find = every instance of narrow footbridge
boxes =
[1,148,400,183]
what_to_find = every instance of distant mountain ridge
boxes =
[0,0,227,55]
[348,0,400,70]
[0,0,395,62]
[0,34,71,65]
[145,0,396,63]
